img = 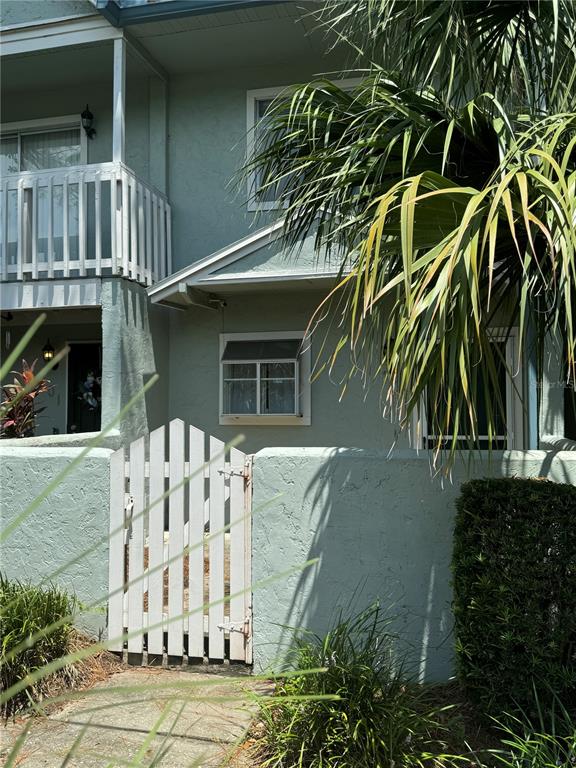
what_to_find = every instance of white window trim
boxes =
[411,328,524,450]
[246,79,362,212]
[219,330,311,426]
[0,115,88,171]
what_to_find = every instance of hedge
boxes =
[452,477,576,719]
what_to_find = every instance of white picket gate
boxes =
[107,419,252,664]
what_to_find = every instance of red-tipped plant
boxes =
[0,359,51,439]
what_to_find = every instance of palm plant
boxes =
[246,0,576,467]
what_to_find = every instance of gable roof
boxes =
[147,221,340,307]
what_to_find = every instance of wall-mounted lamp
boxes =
[81,104,96,139]
[42,339,59,370]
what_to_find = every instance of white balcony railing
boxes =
[0,162,171,287]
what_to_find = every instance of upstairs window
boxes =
[246,79,361,211]
[0,118,84,176]
[246,88,284,210]
[220,332,311,425]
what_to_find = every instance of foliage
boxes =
[492,698,576,768]
[244,0,576,467]
[254,604,453,768]
[452,478,576,721]
[0,573,77,717]
[0,359,51,439]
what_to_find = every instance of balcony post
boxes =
[112,37,126,164]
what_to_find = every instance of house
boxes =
[1,0,574,451]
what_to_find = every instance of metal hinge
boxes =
[217,616,250,635]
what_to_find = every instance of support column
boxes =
[113,37,126,164]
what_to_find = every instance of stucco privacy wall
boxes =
[0,446,112,637]
[251,448,576,681]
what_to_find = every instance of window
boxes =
[415,332,523,450]
[0,117,85,175]
[247,80,361,211]
[220,332,311,425]
[246,87,285,211]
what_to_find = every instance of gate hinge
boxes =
[217,617,250,635]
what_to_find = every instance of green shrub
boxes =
[452,478,576,720]
[0,574,77,716]
[254,604,452,768]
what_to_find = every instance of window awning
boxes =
[222,339,301,361]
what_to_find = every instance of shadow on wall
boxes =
[252,449,465,682]
[251,447,576,682]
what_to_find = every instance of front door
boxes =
[67,342,102,434]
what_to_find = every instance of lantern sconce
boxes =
[42,339,59,370]
[81,104,96,139]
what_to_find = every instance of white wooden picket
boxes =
[107,419,252,664]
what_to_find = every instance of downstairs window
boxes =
[219,332,311,425]
[416,332,523,450]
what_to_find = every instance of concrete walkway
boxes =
[1,668,266,767]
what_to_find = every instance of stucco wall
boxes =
[0,446,113,637]
[1,76,151,184]
[251,448,576,680]
[168,290,403,453]
[167,62,343,270]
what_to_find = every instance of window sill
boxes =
[246,200,283,213]
[219,414,311,426]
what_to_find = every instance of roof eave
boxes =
[95,0,287,27]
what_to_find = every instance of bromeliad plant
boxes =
[245,0,576,468]
[0,359,51,438]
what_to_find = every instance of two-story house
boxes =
[0,0,573,452]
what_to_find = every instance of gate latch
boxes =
[217,617,249,635]
[217,466,247,478]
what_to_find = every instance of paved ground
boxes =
[1,668,267,767]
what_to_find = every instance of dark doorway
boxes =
[67,342,102,434]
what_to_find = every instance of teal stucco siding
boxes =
[167,289,402,453]
[251,448,576,680]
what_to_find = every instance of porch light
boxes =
[81,104,96,139]
[42,339,58,369]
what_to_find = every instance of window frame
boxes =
[0,115,88,174]
[219,331,311,426]
[246,79,361,212]
[412,328,524,450]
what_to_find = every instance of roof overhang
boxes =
[147,221,339,308]
[94,0,286,27]
[0,14,122,57]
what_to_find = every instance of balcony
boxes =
[1,161,171,288]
